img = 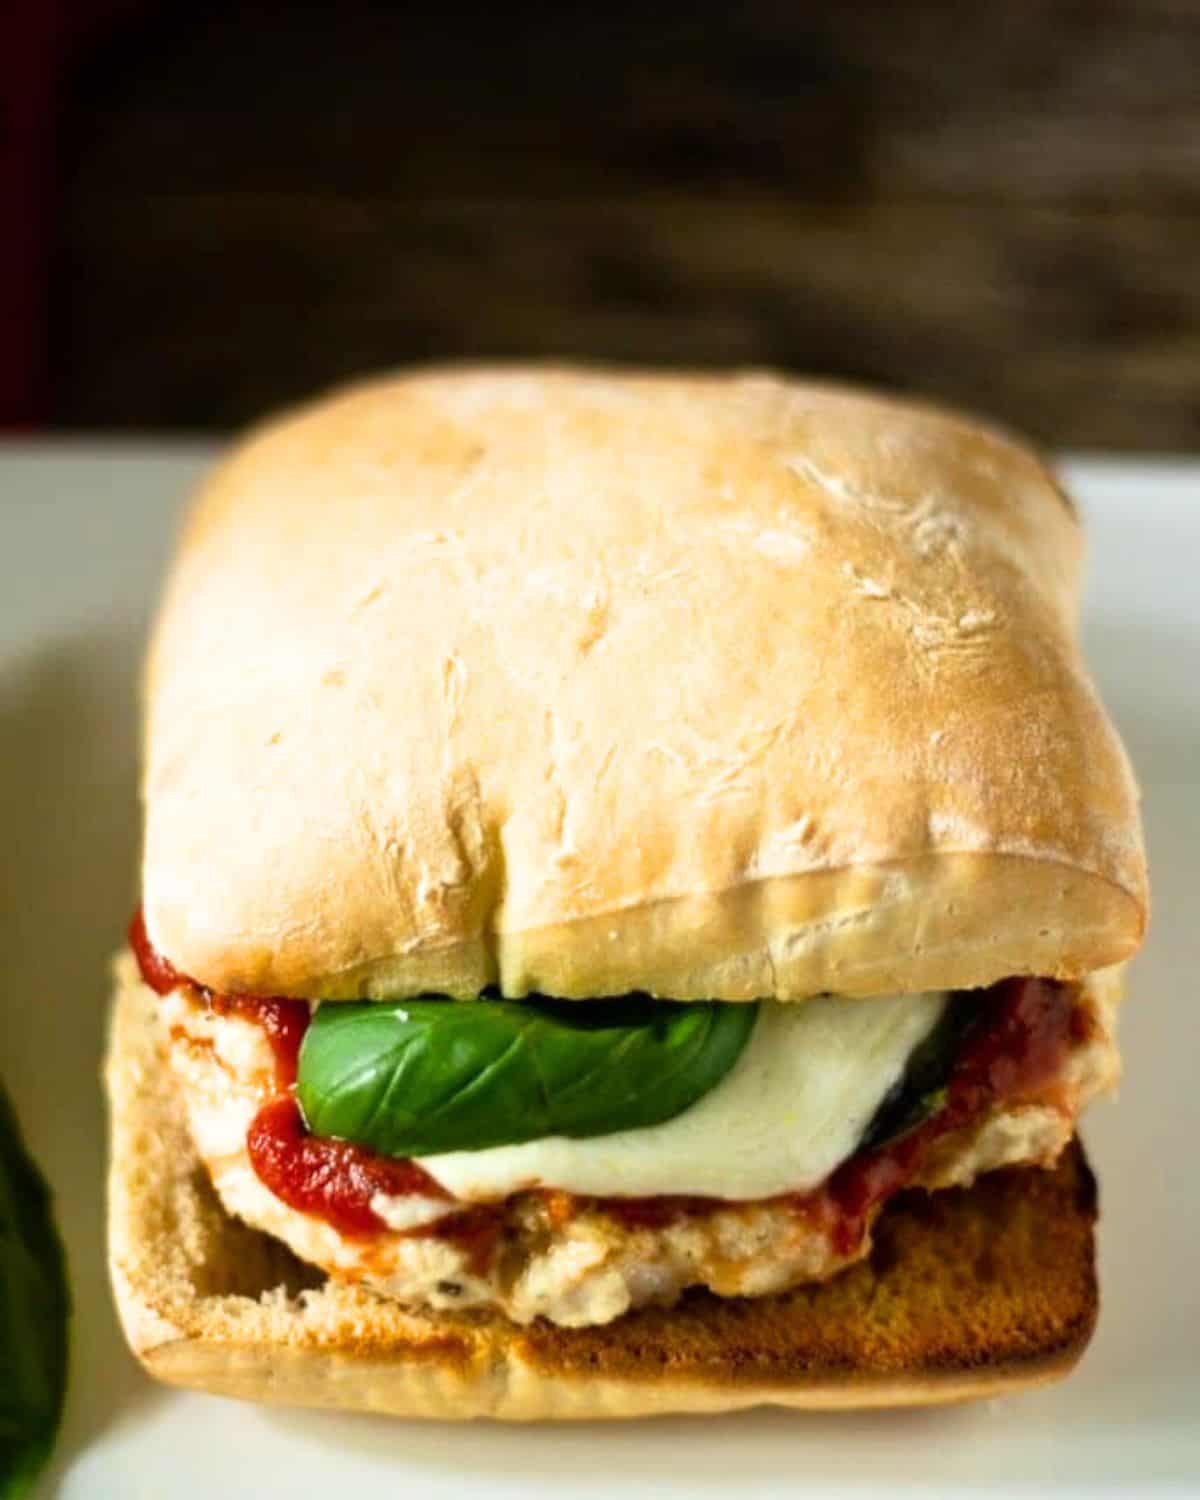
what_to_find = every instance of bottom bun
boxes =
[105,974,1099,1420]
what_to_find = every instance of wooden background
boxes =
[50,0,1200,448]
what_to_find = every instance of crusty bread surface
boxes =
[140,366,1146,1001]
[106,962,1100,1419]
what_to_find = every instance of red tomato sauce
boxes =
[209,994,310,1092]
[128,907,184,996]
[824,976,1080,1253]
[247,1097,448,1237]
[131,909,1086,1261]
[130,908,308,1090]
[596,1195,726,1231]
[133,908,455,1241]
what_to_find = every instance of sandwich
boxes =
[106,366,1147,1419]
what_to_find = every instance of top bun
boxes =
[141,366,1146,1001]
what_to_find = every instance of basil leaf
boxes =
[857,992,978,1153]
[0,1084,69,1500]
[297,996,758,1157]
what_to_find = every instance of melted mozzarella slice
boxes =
[418,990,947,1203]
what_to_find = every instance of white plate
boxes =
[1,446,1197,1499]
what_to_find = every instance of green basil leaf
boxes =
[297,996,758,1157]
[857,992,978,1153]
[0,1083,69,1500]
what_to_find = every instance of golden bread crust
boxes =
[141,366,1145,999]
[106,956,1100,1418]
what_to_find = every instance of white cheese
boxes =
[417,990,947,1203]
[369,1192,457,1232]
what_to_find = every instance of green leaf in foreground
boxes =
[0,1083,69,1500]
[298,996,759,1158]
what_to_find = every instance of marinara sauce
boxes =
[132,909,1087,1252]
[130,908,309,1090]
[247,1097,448,1237]
[130,907,446,1236]
[824,976,1083,1252]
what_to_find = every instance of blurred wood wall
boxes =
[52,0,1200,447]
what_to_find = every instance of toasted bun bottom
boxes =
[106,977,1099,1419]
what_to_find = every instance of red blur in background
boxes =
[1,2,141,427]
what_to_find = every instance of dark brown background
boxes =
[50,0,1200,447]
